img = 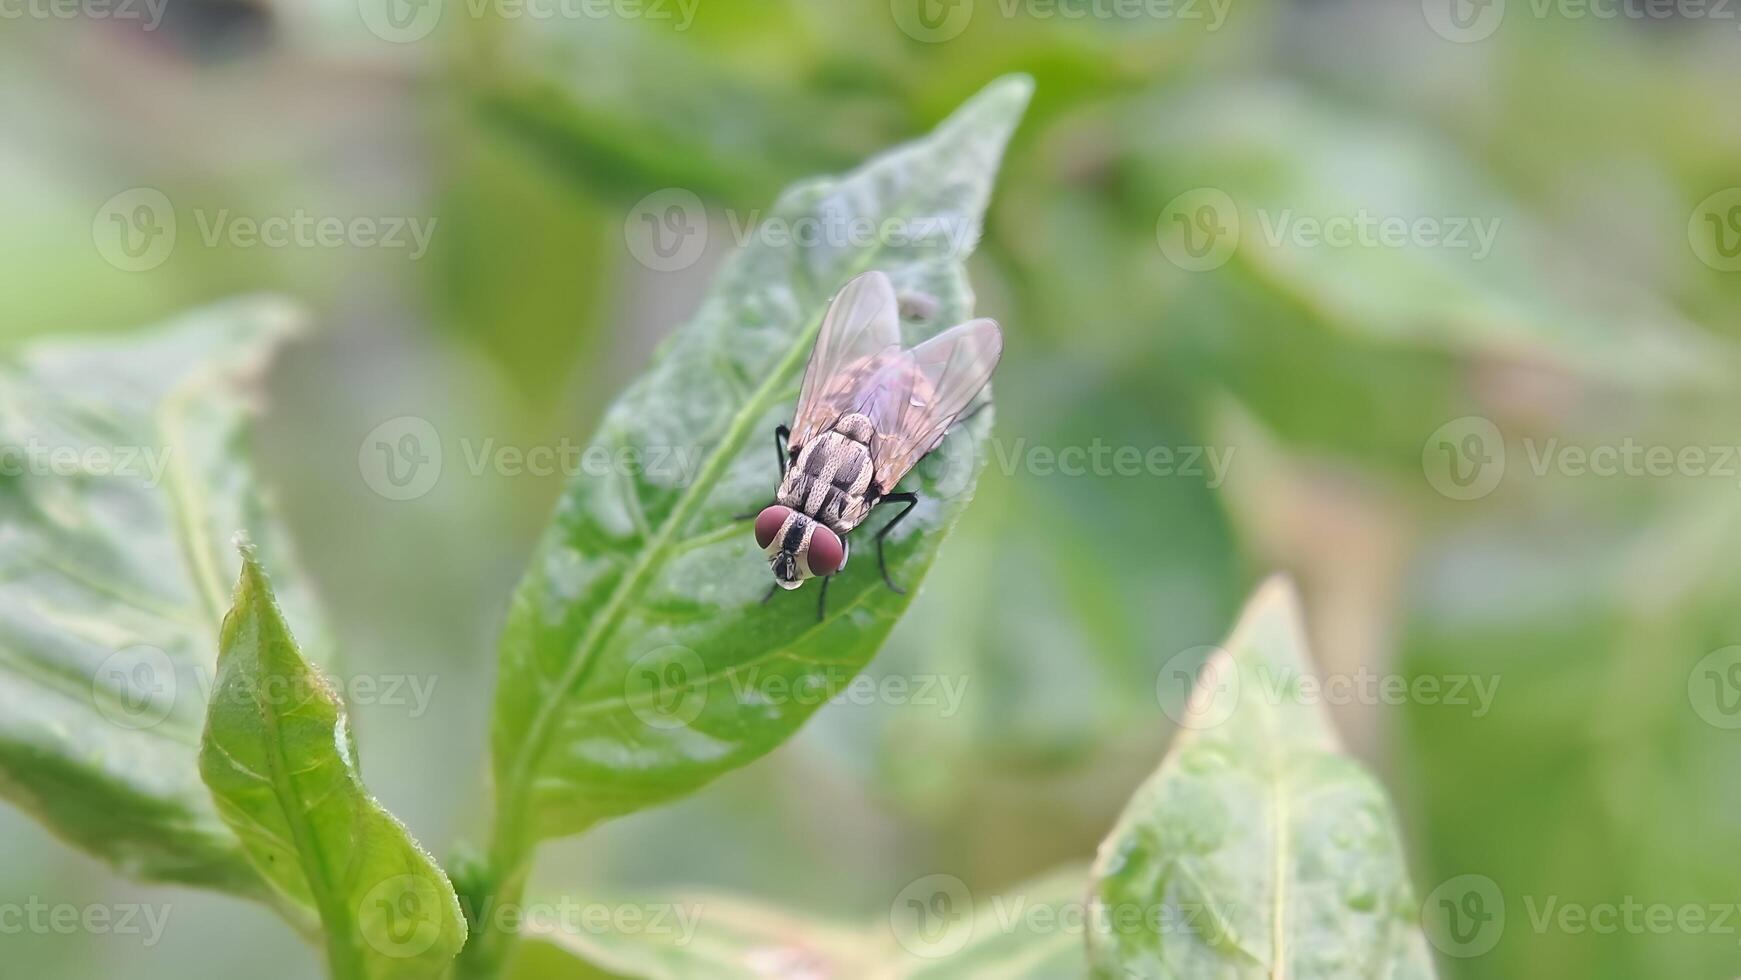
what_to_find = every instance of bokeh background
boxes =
[4,0,1741,977]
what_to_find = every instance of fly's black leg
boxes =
[761,581,780,604]
[774,424,791,473]
[732,423,794,522]
[816,575,831,620]
[872,492,919,594]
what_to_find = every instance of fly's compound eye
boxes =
[805,525,845,577]
[755,505,792,549]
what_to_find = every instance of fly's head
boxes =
[755,505,845,589]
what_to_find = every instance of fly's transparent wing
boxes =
[855,318,1003,495]
[790,271,903,451]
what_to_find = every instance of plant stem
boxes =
[452,819,533,980]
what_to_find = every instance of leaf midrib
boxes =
[156,364,231,627]
[245,602,363,980]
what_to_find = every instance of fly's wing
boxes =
[790,271,903,451]
[855,318,1003,495]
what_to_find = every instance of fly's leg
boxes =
[816,575,831,620]
[761,581,780,604]
[872,492,919,594]
[732,424,794,521]
[774,424,791,471]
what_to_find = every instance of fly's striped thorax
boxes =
[777,413,877,533]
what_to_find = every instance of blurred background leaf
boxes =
[3,0,1741,977]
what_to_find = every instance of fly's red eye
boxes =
[755,506,791,549]
[806,526,845,577]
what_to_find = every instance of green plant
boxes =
[0,76,1434,979]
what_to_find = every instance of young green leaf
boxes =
[200,547,467,980]
[489,76,1032,854]
[1088,578,1436,979]
[0,299,317,899]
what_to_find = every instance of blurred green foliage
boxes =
[3,0,1741,977]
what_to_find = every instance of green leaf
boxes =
[200,547,467,980]
[0,299,316,898]
[489,75,1032,848]
[1088,578,1436,980]
[505,866,1090,980]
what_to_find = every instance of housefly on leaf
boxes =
[752,271,1003,619]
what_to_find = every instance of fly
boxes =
[751,270,1003,618]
